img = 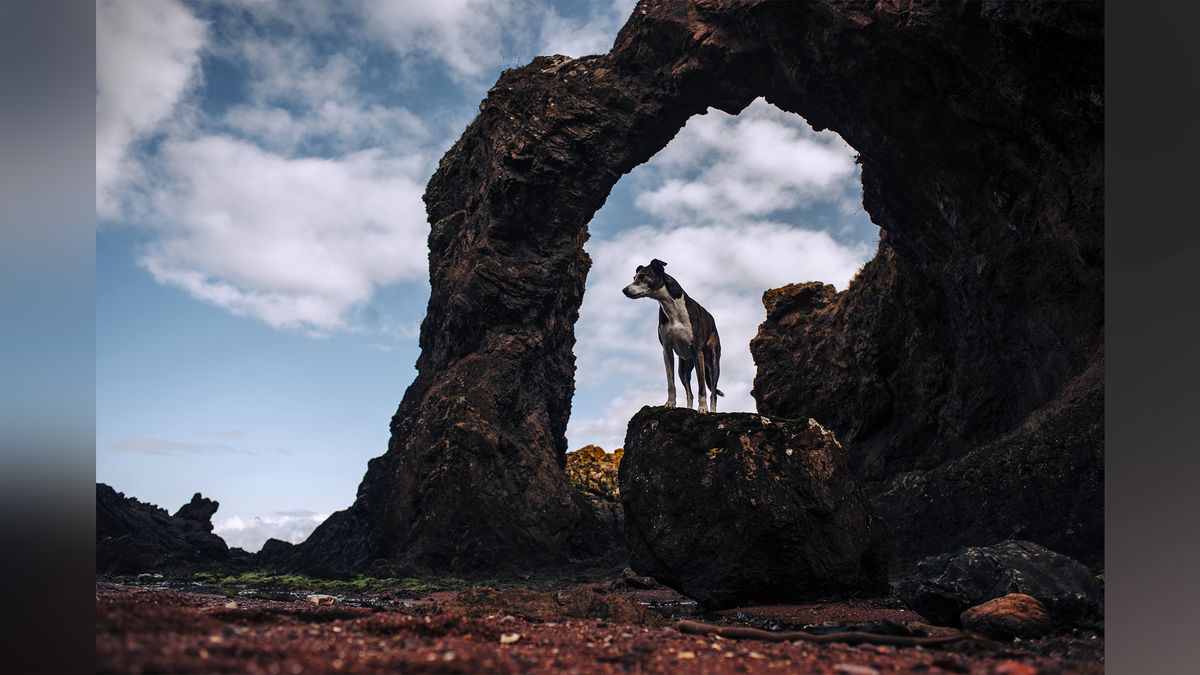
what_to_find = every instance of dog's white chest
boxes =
[658,297,694,357]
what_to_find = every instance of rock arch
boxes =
[291,0,1103,575]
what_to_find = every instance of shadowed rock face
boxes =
[620,407,887,608]
[290,0,1102,575]
[749,1,1102,571]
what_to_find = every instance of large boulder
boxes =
[96,483,231,574]
[897,539,1103,627]
[620,407,887,609]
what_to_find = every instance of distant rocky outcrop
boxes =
[288,0,1102,576]
[96,483,235,574]
[897,540,1102,627]
[620,407,887,609]
[564,445,623,499]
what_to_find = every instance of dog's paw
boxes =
[664,399,676,408]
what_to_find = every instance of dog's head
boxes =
[623,259,681,299]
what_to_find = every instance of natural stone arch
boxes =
[290,0,1103,576]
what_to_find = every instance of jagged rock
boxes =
[960,594,1052,640]
[96,483,231,574]
[897,540,1102,627]
[620,407,887,609]
[173,493,219,533]
[565,445,623,499]
[290,0,1102,576]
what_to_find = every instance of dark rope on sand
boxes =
[674,620,968,647]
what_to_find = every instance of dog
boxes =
[622,259,724,412]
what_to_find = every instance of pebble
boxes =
[678,651,696,659]
[306,594,336,606]
[499,633,521,644]
[224,601,238,609]
[835,665,880,675]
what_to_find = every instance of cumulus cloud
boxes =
[137,136,431,331]
[567,222,872,451]
[107,436,254,456]
[214,510,329,552]
[361,0,523,82]
[96,0,206,219]
[537,0,637,58]
[634,99,862,223]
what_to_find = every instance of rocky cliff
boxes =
[290,0,1102,576]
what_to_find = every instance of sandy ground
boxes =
[96,578,1103,674]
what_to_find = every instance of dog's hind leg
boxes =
[663,345,676,408]
[678,358,695,410]
[707,351,720,412]
[695,348,710,413]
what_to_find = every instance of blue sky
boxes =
[96,0,878,551]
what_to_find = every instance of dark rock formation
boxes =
[620,407,887,609]
[173,493,219,533]
[96,483,231,574]
[960,594,1052,640]
[748,1,1103,571]
[897,540,1102,627]
[291,0,1102,576]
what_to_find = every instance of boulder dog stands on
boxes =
[623,259,724,412]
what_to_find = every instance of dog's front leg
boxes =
[662,345,676,407]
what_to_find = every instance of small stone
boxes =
[748,651,765,659]
[442,652,456,661]
[960,593,1052,640]
[224,601,238,609]
[678,651,696,659]
[993,661,1039,675]
[306,594,336,606]
[836,665,880,675]
[499,633,521,644]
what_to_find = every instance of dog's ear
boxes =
[650,258,667,270]
[665,275,684,299]
[636,265,644,272]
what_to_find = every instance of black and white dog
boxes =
[623,259,724,413]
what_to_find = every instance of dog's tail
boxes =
[715,389,724,397]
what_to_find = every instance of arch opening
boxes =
[567,97,878,453]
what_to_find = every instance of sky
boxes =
[95,0,879,552]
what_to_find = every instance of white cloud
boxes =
[361,0,522,82]
[107,436,254,456]
[635,99,862,222]
[222,101,430,155]
[537,0,637,58]
[567,221,872,451]
[138,136,431,331]
[96,0,207,219]
[214,510,329,552]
